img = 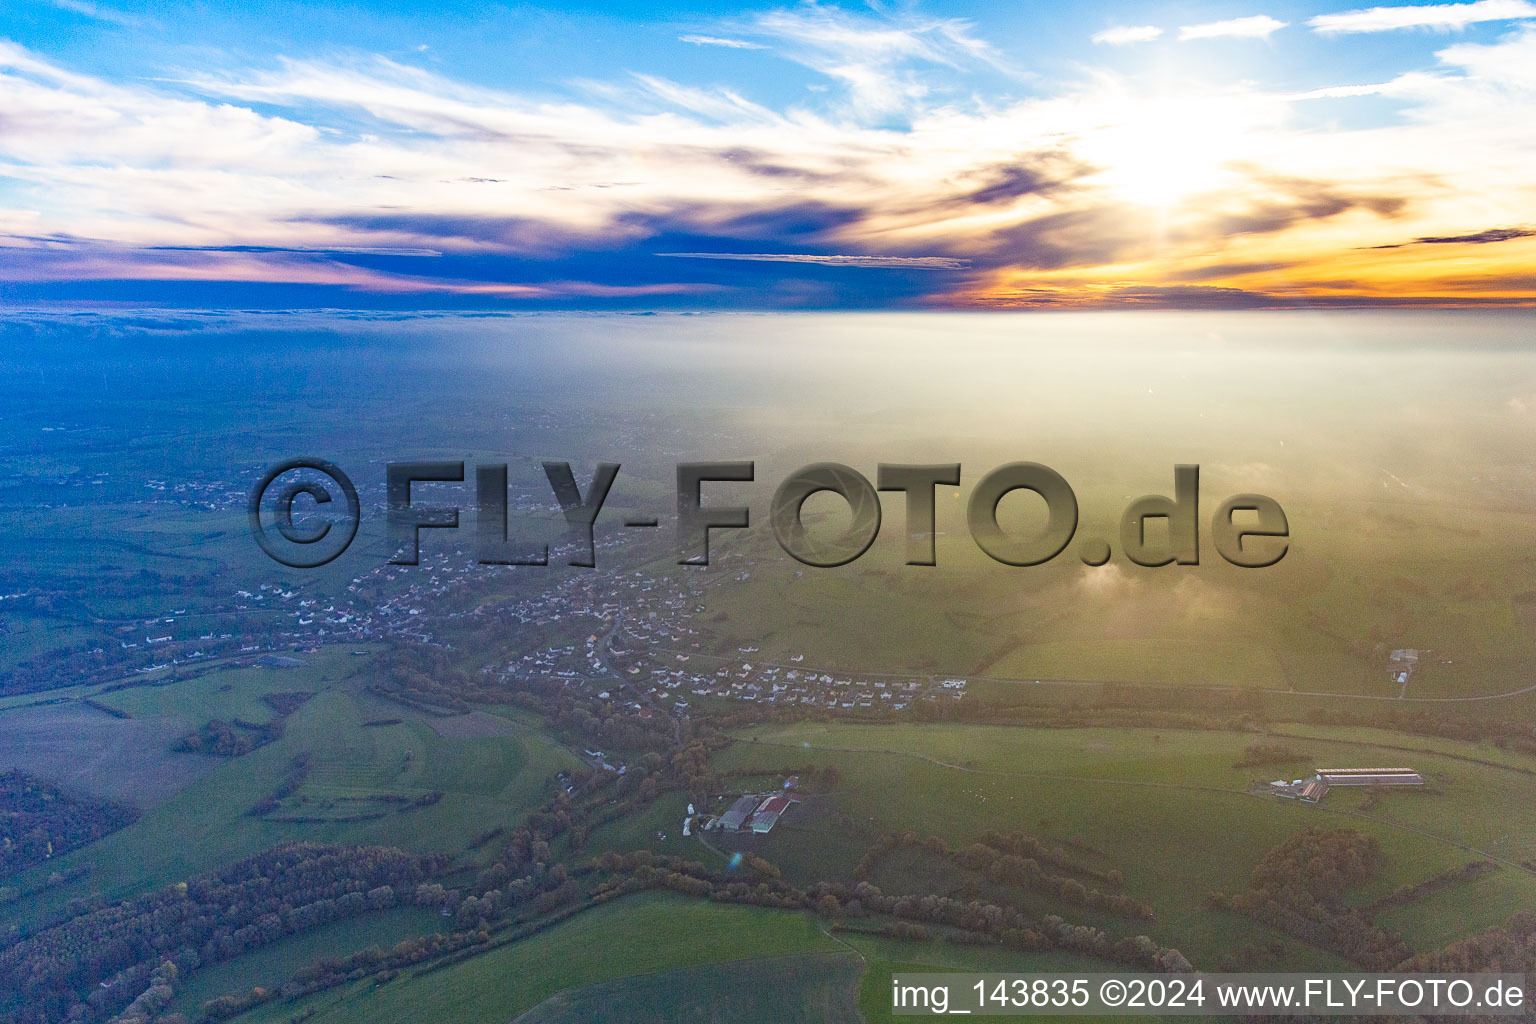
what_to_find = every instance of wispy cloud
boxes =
[1092,25,1164,45]
[1284,81,1397,99]
[678,35,767,50]
[657,252,971,269]
[1179,15,1288,40]
[728,4,1014,118]
[147,244,446,256]
[1309,0,1536,34]
[43,0,146,29]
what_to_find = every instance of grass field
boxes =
[515,950,865,1023]
[89,653,354,725]
[681,471,1536,701]
[0,703,213,806]
[0,662,581,932]
[1375,865,1536,950]
[169,905,445,1017]
[711,721,1536,964]
[235,894,841,1024]
[842,933,1185,1024]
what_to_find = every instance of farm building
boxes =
[1266,768,1420,803]
[1316,768,1423,787]
[1297,778,1329,802]
[718,794,760,831]
[1270,778,1327,802]
[750,795,794,834]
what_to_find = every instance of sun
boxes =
[1079,93,1257,208]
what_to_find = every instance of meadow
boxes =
[0,650,581,931]
[514,951,865,1024]
[233,894,841,1024]
[711,721,1536,964]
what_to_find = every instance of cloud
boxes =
[43,0,146,29]
[1092,25,1164,45]
[1367,227,1534,248]
[656,252,970,269]
[2,15,1536,308]
[0,241,720,297]
[1163,261,1301,281]
[678,35,767,50]
[147,244,444,256]
[1285,82,1397,99]
[726,4,1015,119]
[954,159,1082,206]
[1179,15,1288,40]
[1309,0,1536,34]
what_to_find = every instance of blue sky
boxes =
[2,0,1535,308]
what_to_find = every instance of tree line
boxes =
[851,829,1150,920]
[0,842,442,1024]
[583,849,1191,973]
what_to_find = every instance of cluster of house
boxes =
[1268,767,1425,803]
[88,513,967,730]
[490,562,968,714]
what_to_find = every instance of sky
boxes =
[1,0,1534,309]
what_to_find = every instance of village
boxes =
[68,504,968,725]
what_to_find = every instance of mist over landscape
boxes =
[2,310,1536,1023]
[7,309,1535,698]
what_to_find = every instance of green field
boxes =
[8,658,1535,1019]
[516,950,865,1023]
[711,721,1536,963]
[842,933,1180,1024]
[170,905,446,1017]
[0,657,581,930]
[235,894,841,1024]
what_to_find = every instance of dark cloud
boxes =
[939,171,1408,274]
[1096,287,1536,309]
[711,147,848,182]
[1163,261,1299,282]
[1208,189,1403,238]
[1174,172,1408,241]
[1091,285,1295,309]
[1423,271,1536,291]
[656,252,969,269]
[300,213,578,255]
[672,200,868,240]
[962,161,1072,205]
[305,198,873,257]
[919,151,1091,213]
[1366,227,1535,250]
[958,284,1536,311]
[980,204,1150,269]
[147,244,443,256]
